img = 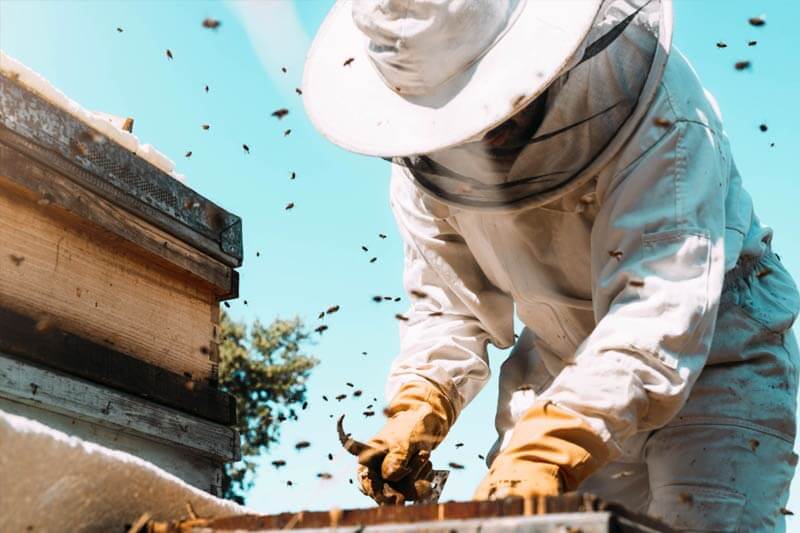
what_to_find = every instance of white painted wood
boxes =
[0,353,239,462]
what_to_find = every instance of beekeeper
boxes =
[303,0,799,530]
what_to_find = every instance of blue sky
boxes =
[2,0,799,522]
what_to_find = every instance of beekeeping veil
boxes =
[304,0,672,210]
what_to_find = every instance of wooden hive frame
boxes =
[144,494,673,532]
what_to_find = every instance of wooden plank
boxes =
[0,397,225,494]
[194,513,619,532]
[0,75,243,267]
[0,306,235,424]
[0,144,237,300]
[149,497,671,532]
[0,176,219,382]
[0,353,240,462]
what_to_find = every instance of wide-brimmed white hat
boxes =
[303,0,606,157]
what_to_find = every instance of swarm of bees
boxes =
[137,9,783,502]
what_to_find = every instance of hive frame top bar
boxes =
[0,73,242,267]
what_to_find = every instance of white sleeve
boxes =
[386,165,515,415]
[537,116,729,457]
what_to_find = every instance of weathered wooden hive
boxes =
[0,57,242,495]
[145,495,672,532]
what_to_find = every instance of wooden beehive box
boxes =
[146,494,673,532]
[0,62,242,492]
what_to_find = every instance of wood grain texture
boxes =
[154,495,671,532]
[0,306,235,424]
[0,353,239,462]
[0,144,237,299]
[0,176,217,381]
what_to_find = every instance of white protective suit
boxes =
[385,2,799,530]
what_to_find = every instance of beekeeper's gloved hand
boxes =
[473,402,609,500]
[357,380,455,505]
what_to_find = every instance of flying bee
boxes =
[314,325,328,334]
[185,151,192,158]
[353,390,363,397]
[272,108,289,119]
[448,462,465,470]
[379,234,387,239]
[326,305,340,314]
[243,144,250,154]
[336,394,347,401]
[410,290,429,299]
[202,124,210,130]
[748,15,766,27]
[734,60,751,70]
[369,257,377,263]
[295,441,311,450]
[271,460,286,468]
[202,18,221,29]
[343,57,355,67]
[653,117,671,128]
[363,410,375,417]
[455,443,464,448]
[395,314,409,321]
[284,129,292,136]
[285,202,295,210]
[317,473,333,480]
[756,267,773,278]
[166,49,173,60]
[8,254,24,267]
[716,41,727,48]
[608,249,624,261]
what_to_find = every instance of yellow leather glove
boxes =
[473,402,609,500]
[358,380,456,505]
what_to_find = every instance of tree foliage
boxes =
[218,311,318,503]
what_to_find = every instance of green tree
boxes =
[218,311,318,504]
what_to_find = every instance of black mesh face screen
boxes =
[394,0,660,211]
